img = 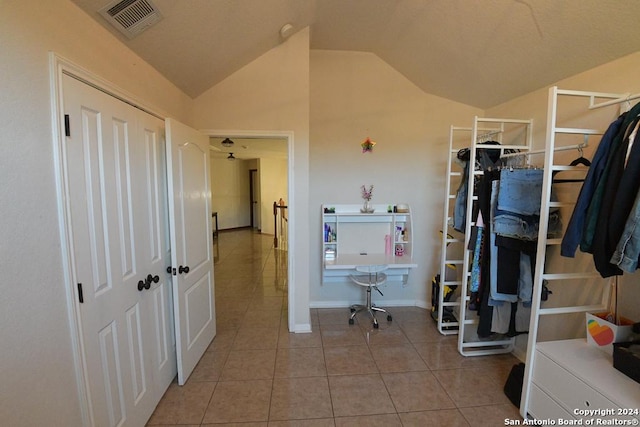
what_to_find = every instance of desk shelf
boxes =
[321,204,415,284]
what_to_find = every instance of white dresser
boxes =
[529,339,640,423]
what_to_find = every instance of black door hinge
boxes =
[77,283,84,303]
[64,114,71,137]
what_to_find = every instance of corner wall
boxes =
[192,28,311,331]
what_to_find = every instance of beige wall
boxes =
[210,156,252,229]
[193,28,311,331]
[309,50,484,307]
[1,1,192,425]
[209,155,286,234]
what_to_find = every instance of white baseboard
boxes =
[292,323,312,333]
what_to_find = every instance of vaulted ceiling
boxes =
[71,0,640,109]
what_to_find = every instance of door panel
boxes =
[151,283,172,370]
[185,272,214,345]
[63,74,174,427]
[81,106,112,297]
[125,302,146,402]
[113,117,135,277]
[97,322,124,426]
[144,128,163,263]
[139,119,176,399]
[180,143,210,269]
[165,118,215,385]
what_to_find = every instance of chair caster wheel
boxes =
[348,318,354,325]
[373,322,379,329]
[387,315,393,322]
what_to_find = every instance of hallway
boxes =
[147,229,522,426]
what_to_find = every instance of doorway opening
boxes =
[249,169,258,230]
[206,131,293,329]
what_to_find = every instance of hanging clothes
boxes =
[475,169,500,338]
[468,211,485,311]
[560,100,640,278]
[495,236,536,301]
[611,177,640,272]
[580,103,640,254]
[593,117,640,277]
[488,181,535,337]
[494,168,544,241]
[561,113,627,257]
[611,119,640,272]
[453,142,513,232]
[473,169,535,338]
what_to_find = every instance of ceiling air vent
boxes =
[98,0,162,39]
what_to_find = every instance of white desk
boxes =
[324,253,417,269]
[321,203,417,284]
[323,253,417,284]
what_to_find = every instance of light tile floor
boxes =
[147,229,523,426]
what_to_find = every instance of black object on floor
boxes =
[504,362,525,408]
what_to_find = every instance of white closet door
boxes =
[137,114,177,402]
[165,118,216,385]
[63,74,174,427]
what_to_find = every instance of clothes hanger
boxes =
[623,96,632,113]
[553,143,590,183]
[568,157,591,167]
[568,143,591,167]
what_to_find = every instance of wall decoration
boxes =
[361,137,376,153]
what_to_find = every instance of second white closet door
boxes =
[63,74,175,427]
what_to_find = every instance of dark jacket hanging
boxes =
[592,115,640,277]
[560,114,626,257]
[581,102,640,253]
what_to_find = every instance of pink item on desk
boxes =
[395,244,404,256]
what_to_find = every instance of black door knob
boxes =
[166,266,172,274]
[146,274,160,285]
[138,280,146,291]
[179,265,190,274]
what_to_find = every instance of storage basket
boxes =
[613,341,640,383]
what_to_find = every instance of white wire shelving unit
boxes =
[519,86,631,419]
[455,116,534,356]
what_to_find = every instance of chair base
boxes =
[348,287,392,328]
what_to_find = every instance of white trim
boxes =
[49,52,169,427]
[52,53,169,120]
[49,52,91,427]
[204,129,292,139]
[415,301,430,310]
[291,323,312,333]
[201,128,298,332]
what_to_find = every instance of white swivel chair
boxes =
[348,264,392,328]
